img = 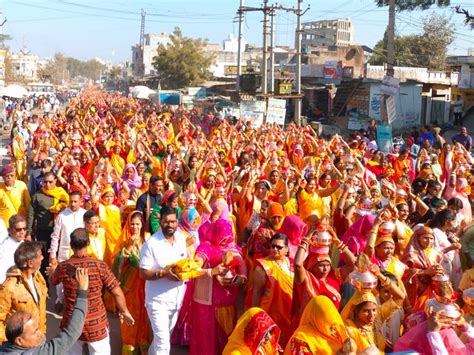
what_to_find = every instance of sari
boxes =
[12,135,27,181]
[402,226,443,312]
[110,152,125,175]
[285,296,348,355]
[190,219,245,355]
[223,308,281,355]
[394,320,467,355]
[291,253,342,331]
[41,185,69,214]
[121,163,142,197]
[277,215,308,260]
[170,207,206,346]
[254,256,294,347]
[341,292,385,353]
[98,187,123,266]
[297,189,326,222]
[112,213,151,354]
[341,214,376,261]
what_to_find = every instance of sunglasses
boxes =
[271,244,285,250]
[15,227,27,232]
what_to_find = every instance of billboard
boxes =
[239,100,266,128]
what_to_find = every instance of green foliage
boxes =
[39,53,106,84]
[375,0,450,11]
[369,13,455,70]
[152,27,215,89]
[0,33,12,48]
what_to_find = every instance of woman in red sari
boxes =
[291,229,356,330]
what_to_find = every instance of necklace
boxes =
[272,258,293,276]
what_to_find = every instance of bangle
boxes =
[298,244,307,251]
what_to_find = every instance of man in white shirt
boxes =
[139,206,187,355]
[48,191,86,265]
[48,191,86,308]
[0,215,28,284]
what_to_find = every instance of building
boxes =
[302,18,353,48]
[9,53,41,82]
[0,48,6,86]
[447,49,474,119]
[131,32,172,78]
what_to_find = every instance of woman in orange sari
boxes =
[112,211,151,354]
[402,226,444,312]
[251,234,294,347]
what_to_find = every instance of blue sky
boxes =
[1,0,473,63]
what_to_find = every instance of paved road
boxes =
[45,287,189,354]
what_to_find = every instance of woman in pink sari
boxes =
[341,214,376,261]
[190,218,247,355]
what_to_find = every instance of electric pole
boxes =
[269,8,275,93]
[386,0,395,77]
[139,8,146,80]
[236,0,244,92]
[262,0,269,95]
[294,0,303,125]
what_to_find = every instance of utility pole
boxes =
[294,0,303,125]
[236,0,244,93]
[262,0,269,95]
[269,8,275,93]
[386,0,395,77]
[139,8,146,80]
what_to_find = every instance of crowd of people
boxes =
[0,89,474,354]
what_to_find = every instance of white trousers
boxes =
[146,302,179,355]
[66,333,111,355]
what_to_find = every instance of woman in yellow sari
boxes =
[298,177,340,224]
[112,211,151,354]
[11,133,27,181]
[341,291,385,354]
[285,296,350,355]
[223,307,281,355]
[251,234,294,347]
[97,186,123,266]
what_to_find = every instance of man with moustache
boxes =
[139,206,187,355]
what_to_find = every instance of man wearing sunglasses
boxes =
[28,172,69,276]
[0,215,28,284]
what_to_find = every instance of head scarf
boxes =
[223,307,281,355]
[402,226,434,269]
[179,207,202,238]
[160,190,178,207]
[286,296,348,354]
[304,253,332,272]
[340,291,378,323]
[100,185,116,204]
[196,218,240,266]
[211,198,231,221]
[277,215,308,246]
[121,163,142,192]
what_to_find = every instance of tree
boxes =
[375,0,450,11]
[152,27,214,89]
[0,33,11,48]
[369,13,454,70]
